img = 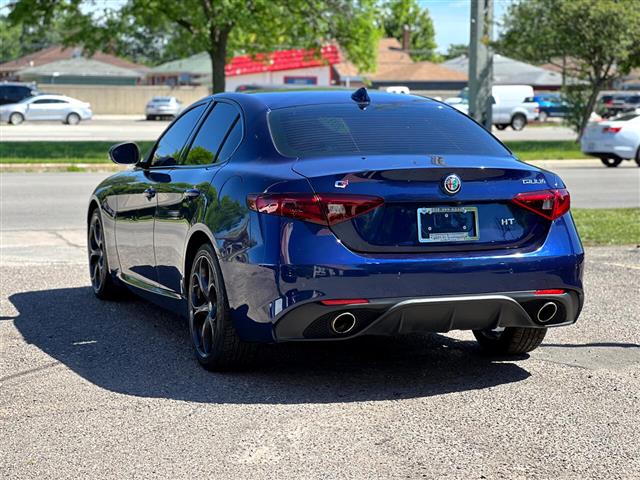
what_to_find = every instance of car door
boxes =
[491,95,509,123]
[115,103,208,289]
[153,100,244,295]
[25,98,67,120]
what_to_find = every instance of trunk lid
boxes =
[293,154,554,253]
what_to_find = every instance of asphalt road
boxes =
[0,116,578,142]
[0,165,638,238]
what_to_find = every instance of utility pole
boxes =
[468,0,493,130]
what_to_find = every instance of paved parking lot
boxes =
[1,247,639,479]
[0,115,578,142]
[1,171,639,478]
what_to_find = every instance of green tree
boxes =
[0,11,69,63]
[7,0,381,93]
[382,0,437,61]
[498,0,640,137]
[442,43,468,61]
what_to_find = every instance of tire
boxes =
[66,112,81,125]
[600,158,623,168]
[9,112,24,125]
[635,147,640,167]
[146,115,153,121]
[495,124,508,130]
[538,111,548,122]
[188,243,255,371]
[473,327,547,355]
[88,209,121,299]
[510,113,527,131]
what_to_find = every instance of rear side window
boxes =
[151,104,207,166]
[268,101,510,158]
[183,102,242,165]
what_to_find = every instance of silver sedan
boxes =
[0,94,93,125]
[145,96,182,120]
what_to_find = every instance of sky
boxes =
[420,0,515,52]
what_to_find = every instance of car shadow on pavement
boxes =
[7,287,532,404]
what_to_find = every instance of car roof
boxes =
[29,94,74,101]
[0,82,36,87]
[217,89,434,110]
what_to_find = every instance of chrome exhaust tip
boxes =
[330,312,357,334]
[537,302,558,323]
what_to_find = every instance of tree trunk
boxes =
[208,28,229,94]
[578,84,601,141]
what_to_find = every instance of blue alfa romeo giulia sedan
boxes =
[88,89,584,370]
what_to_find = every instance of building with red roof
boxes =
[148,46,341,90]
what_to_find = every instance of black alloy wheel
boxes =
[88,210,119,299]
[188,244,254,370]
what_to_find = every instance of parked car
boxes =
[88,89,584,371]
[145,96,183,120]
[621,94,640,112]
[0,81,40,106]
[385,86,410,95]
[526,93,568,122]
[581,112,640,167]
[602,93,631,117]
[445,85,539,131]
[0,94,92,125]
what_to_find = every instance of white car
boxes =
[581,112,640,167]
[145,96,183,120]
[0,94,92,125]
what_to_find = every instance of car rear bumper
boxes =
[146,108,179,116]
[582,150,634,161]
[224,213,584,343]
[274,289,583,341]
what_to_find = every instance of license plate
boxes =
[417,206,479,243]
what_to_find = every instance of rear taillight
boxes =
[247,193,384,226]
[603,126,622,133]
[512,189,570,220]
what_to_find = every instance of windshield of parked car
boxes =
[268,101,511,158]
[152,97,173,103]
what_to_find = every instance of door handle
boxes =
[184,188,201,200]
[143,187,156,200]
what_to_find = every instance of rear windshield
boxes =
[268,101,510,158]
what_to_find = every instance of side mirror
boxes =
[109,142,140,165]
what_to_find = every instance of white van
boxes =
[445,85,539,130]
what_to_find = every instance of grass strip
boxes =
[1,140,588,163]
[572,208,640,246]
[504,140,587,160]
[0,141,154,163]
